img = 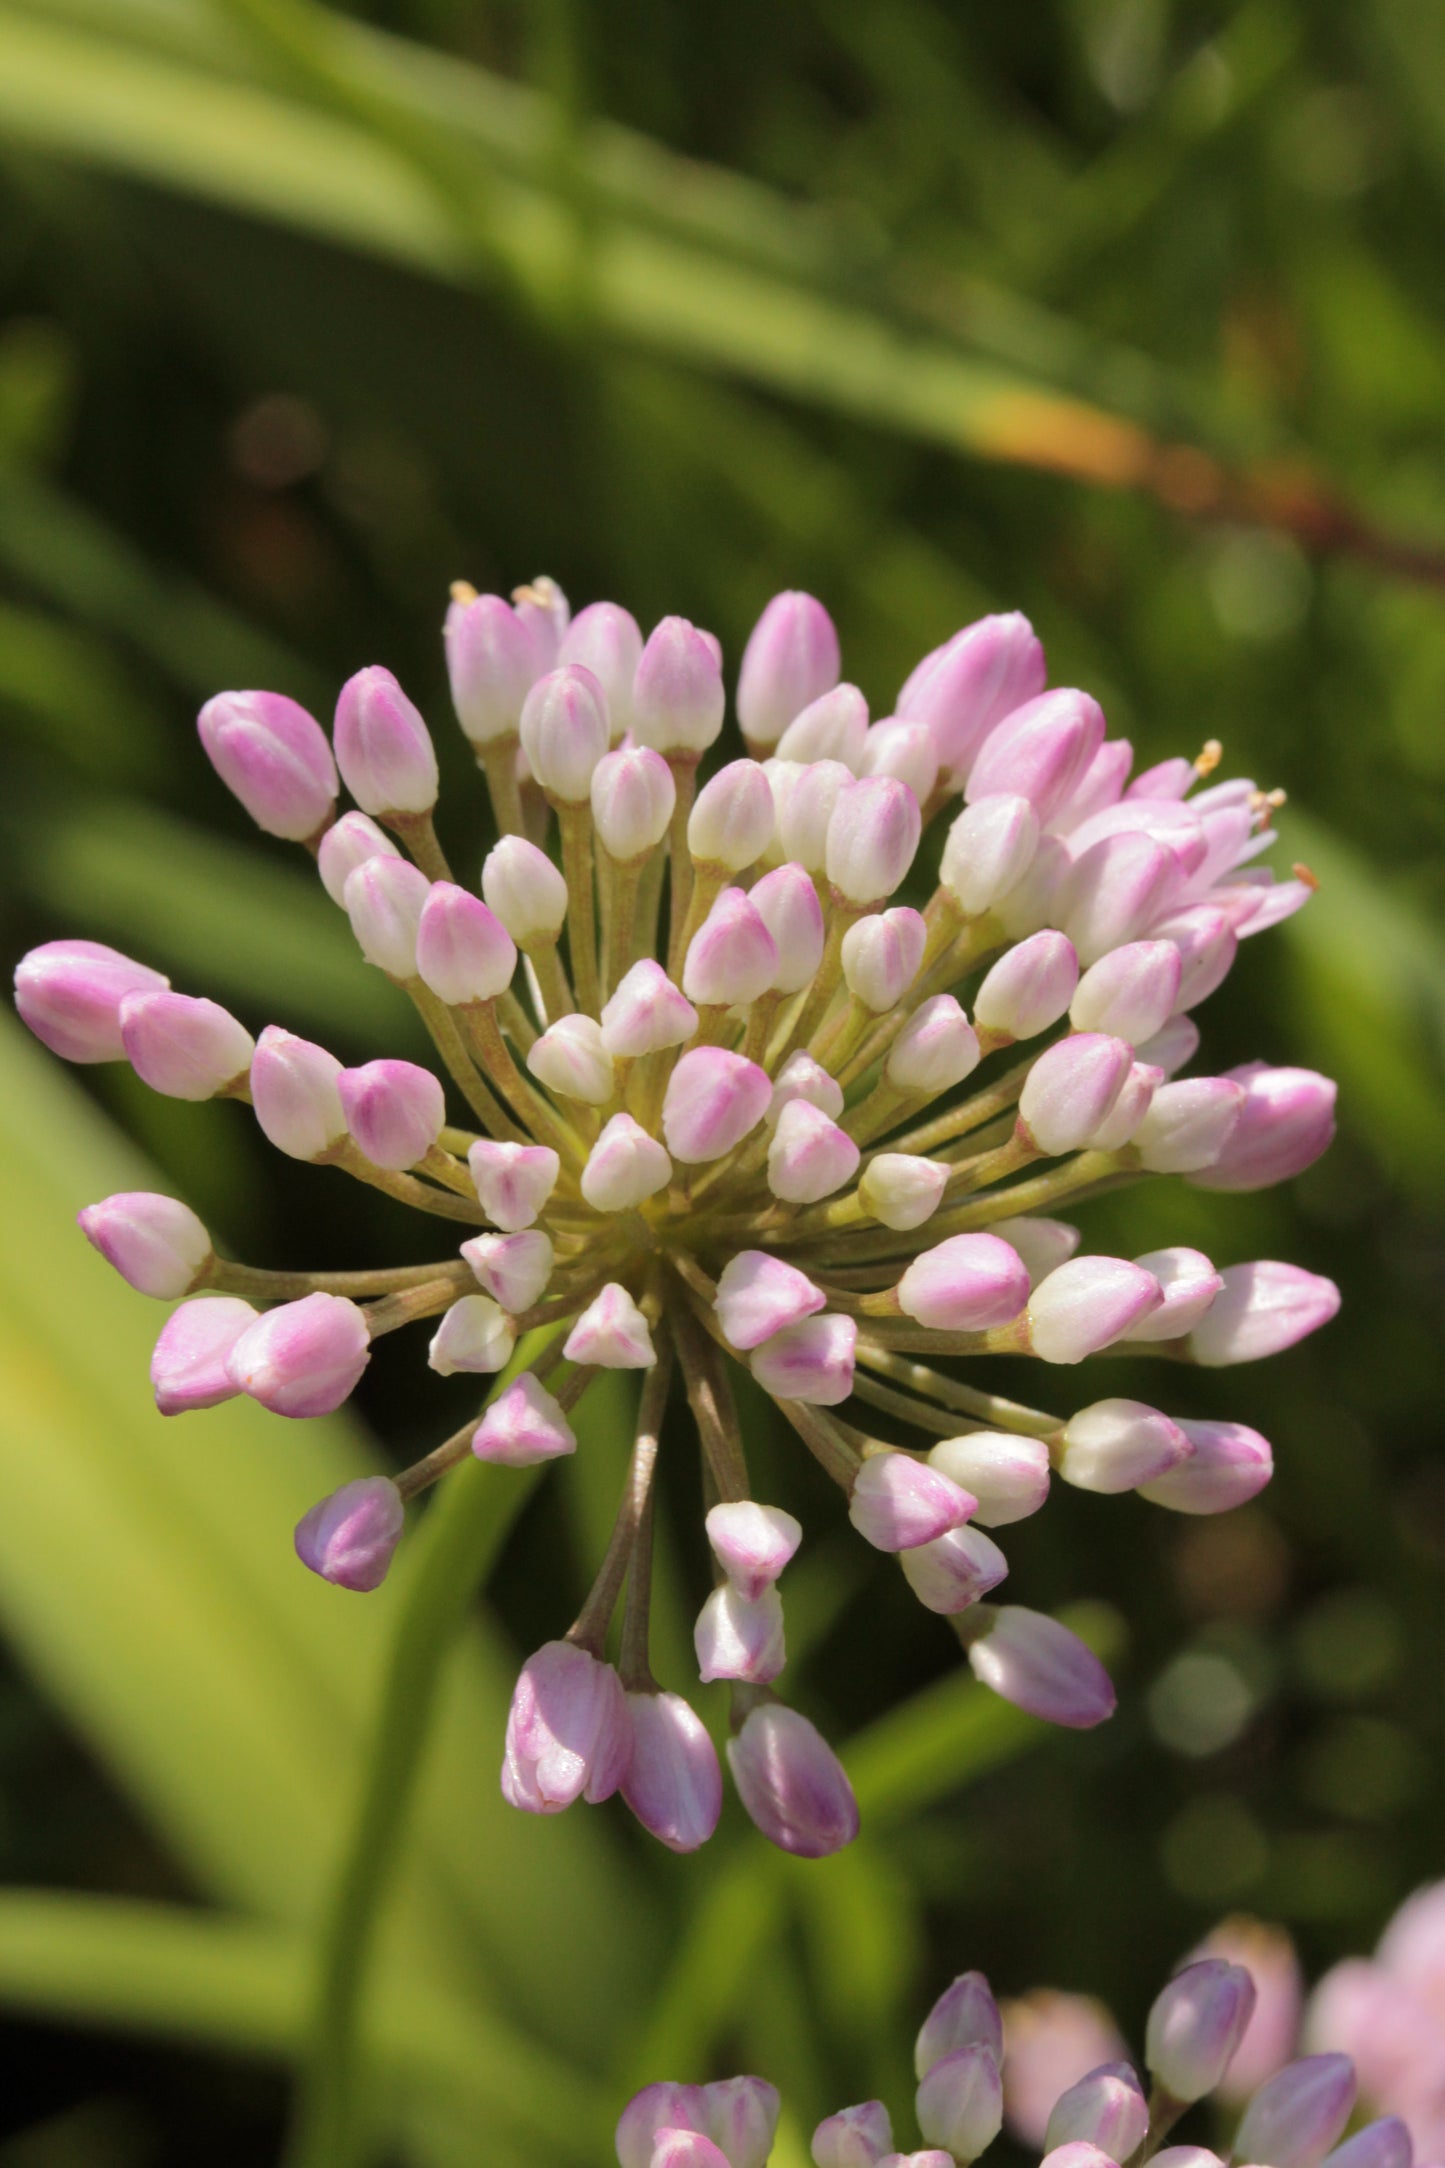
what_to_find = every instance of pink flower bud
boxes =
[662,1048,772,1162]
[1150,2152,1225,2168]
[887,995,981,1093]
[704,2077,781,2168]
[1153,905,1238,1010]
[502,1639,631,1812]
[777,683,870,769]
[842,908,927,1012]
[689,759,778,870]
[560,600,643,737]
[1018,1034,1132,1154]
[150,1296,257,1413]
[900,1523,1009,1612]
[414,883,517,1005]
[859,719,939,803]
[898,1233,1031,1332]
[1135,1014,1200,1077]
[15,939,169,1063]
[79,1191,212,1297]
[917,1972,1005,2075]
[581,1113,673,1212]
[750,865,826,993]
[1191,1921,1300,2105]
[333,664,438,816]
[527,1013,615,1104]
[965,1605,1116,1728]
[520,663,611,801]
[616,2085,711,2168]
[849,1452,975,1552]
[622,1689,723,1855]
[989,1215,1082,1288]
[1187,1262,1340,1366]
[695,1582,786,1683]
[1324,2122,1414,2168]
[1124,1247,1222,1341]
[898,613,1046,782]
[1131,1077,1246,1172]
[317,811,401,905]
[338,1057,445,1170]
[564,1282,657,1368]
[973,932,1079,1042]
[750,1312,857,1405]
[993,833,1073,940]
[343,855,430,978]
[1191,1064,1337,1192]
[879,2151,955,2167]
[481,834,568,943]
[684,889,779,1006]
[1070,941,1182,1044]
[197,689,337,839]
[1082,1060,1162,1153]
[766,1048,844,1125]
[737,590,841,748]
[1063,831,1185,966]
[118,990,254,1100]
[294,1475,404,1592]
[1058,1398,1190,1492]
[915,2043,1004,2162]
[1053,737,1134,830]
[706,1501,803,1598]
[726,1701,859,1857]
[767,1098,861,1204]
[427,1294,515,1375]
[1139,1419,1273,1514]
[774,757,852,870]
[227,1292,370,1417]
[1128,755,1196,800]
[1066,797,1207,877]
[1025,1256,1163,1362]
[466,1138,560,1230]
[633,617,726,754]
[600,960,699,1058]
[512,575,569,667]
[250,1025,347,1160]
[445,591,540,747]
[1145,1959,1257,2101]
[473,1372,576,1464]
[461,1229,554,1313]
[929,1432,1051,1526]
[1001,1996,1128,2147]
[858,1153,948,1232]
[651,2132,731,2168]
[811,2101,894,2168]
[940,794,1041,916]
[1235,2057,1357,2168]
[592,745,677,860]
[1039,2146,1121,2168]
[715,1251,826,1351]
[966,688,1105,823]
[826,776,921,903]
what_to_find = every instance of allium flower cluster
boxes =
[15,578,1338,1858]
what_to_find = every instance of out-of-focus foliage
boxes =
[0,0,1442,2161]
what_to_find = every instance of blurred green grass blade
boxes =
[0,598,166,782]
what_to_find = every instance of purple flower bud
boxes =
[473,1372,577,1464]
[461,1229,554,1313]
[859,719,939,803]
[249,1025,347,1160]
[227,1291,370,1417]
[481,834,568,944]
[767,1098,861,1204]
[916,1971,1005,2076]
[118,990,254,1100]
[1235,2057,1357,2168]
[1187,1261,1340,1366]
[560,600,643,737]
[973,931,1079,1043]
[663,1048,772,1163]
[197,689,337,840]
[695,1583,786,1684]
[966,688,1105,823]
[78,1191,212,1298]
[1069,940,1182,1045]
[1153,904,1238,1010]
[1063,831,1185,966]
[1139,1419,1273,1514]
[858,1153,948,1232]
[929,1432,1051,1526]
[294,1475,404,1593]
[581,1113,673,1212]
[706,1501,803,1599]
[651,2131,732,2168]
[842,908,927,1012]
[940,794,1041,917]
[592,745,677,860]
[737,590,841,748]
[343,855,430,979]
[774,757,852,871]
[1018,1033,1133,1155]
[414,883,517,1005]
[428,1294,515,1375]
[622,1689,723,1855]
[989,1215,1082,1288]
[1025,1256,1163,1363]
[1146,1959,1258,2102]
[898,613,1046,783]
[564,1282,657,1368]
[317,811,401,906]
[900,1523,1009,1613]
[1136,1014,1201,1077]
[726,1701,859,1857]
[634,617,726,755]
[767,1049,844,1126]
[1191,1064,1337,1193]
[704,2077,782,2168]
[150,1296,257,1413]
[916,2042,1004,2162]
[15,939,169,1063]
[715,1251,827,1351]
[1323,2119,1413,2168]
[338,1057,445,1170]
[826,776,921,903]
[527,1013,615,1105]
[333,664,439,817]
[887,995,981,1093]
[777,683,870,769]
[502,1639,632,1812]
[811,2101,894,2168]
[1058,1398,1190,1493]
[750,865,826,993]
[465,1139,560,1231]
[445,591,540,747]
[1044,2064,1147,2159]
[600,960,699,1058]
[897,1232,1031,1332]
[967,1605,1116,1727]
[750,1313,857,1406]
[616,2085,711,2168]
[684,889,780,1007]
[520,663,611,801]
[1131,1077,1246,1172]
[849,1452,976,1552]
